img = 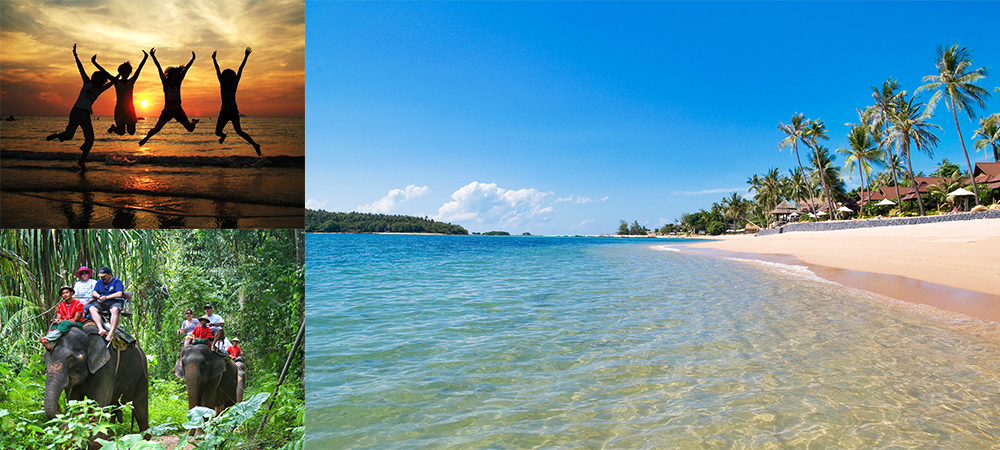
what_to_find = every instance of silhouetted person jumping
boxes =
[213,47,262,158]
[46,44,114,167]
[139,48,199,147]
[93,50,148,136]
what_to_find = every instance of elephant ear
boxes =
[87,335,111,374]
[173,356,185,379]
[210,353,227,380]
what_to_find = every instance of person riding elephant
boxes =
[228,337,246,403]
[44,324,150,434]
[174,341,239,420]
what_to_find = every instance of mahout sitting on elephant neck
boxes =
[43,325,150,440]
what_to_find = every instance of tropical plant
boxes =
[885,94,942,215]
[801,119,839,217]
[778,114,813,212]
[784,168,812,213]
[972,112,1000,162]
[839,125,884,217]
[867,78,907,204]
[917,44,992,204]
[928,174,964,211]
[720,192,750,230]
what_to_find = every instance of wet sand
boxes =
[685,219,1000,323]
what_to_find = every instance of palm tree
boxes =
[928,174,964,211]
[785,168,810,213]
[803,119,837,217]
[917,44,992,204]
[839,125,884,217]
[885,94,942,215]
[868,78,906,205]
[721,192,750,230]
[778,114,812,211]
[972,112,1000,162]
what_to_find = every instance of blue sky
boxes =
[306,2,1000,235]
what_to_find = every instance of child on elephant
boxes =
[39,286,86,351]
[227,337,242,359]
[192,316,214,344]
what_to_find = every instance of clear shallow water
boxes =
[306,235,1000,449]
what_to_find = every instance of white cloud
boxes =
[576,219,594,227]
[357,185,430,214]
[553,195,608,204]
[305,199,328,210]
[436,182,552,226]
[671,187,746,196]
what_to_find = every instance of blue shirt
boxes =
[94,276,125,298]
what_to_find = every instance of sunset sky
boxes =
[0,0,304,118]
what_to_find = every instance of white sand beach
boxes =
[687,219,1000,321]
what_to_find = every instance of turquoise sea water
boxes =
[306,234,1000,449]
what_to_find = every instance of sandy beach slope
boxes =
[687,219,1000,321]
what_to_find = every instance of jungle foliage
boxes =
[0,230,304,449]
[305,210,469,234]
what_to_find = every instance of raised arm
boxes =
[73,44,89,83]
[151,48,165,82]
[236,47,251,81]
[131,50,149,82]
[180,51,195,79]
[212,50,222,80]
[90,55,116,82]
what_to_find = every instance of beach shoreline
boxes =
[682,219,1000,323]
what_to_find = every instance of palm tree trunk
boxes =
[903,139,926,216]
[950,94,980,205]
[884,120,903,207]
[794,145,807,212]
[857,165,866,218]
[814,148,836,219]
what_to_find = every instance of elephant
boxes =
[233,358,247,403]
[44,325,150,433]
[174,343,239,416]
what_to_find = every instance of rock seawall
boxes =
[757,210,1000,236]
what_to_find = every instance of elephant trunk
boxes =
[44,370,68,419]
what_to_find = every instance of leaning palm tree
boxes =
[916,44,992,204]
[885,94,942,216]
[839,125,884,217]
[972,112,1000,162]
[803,119,837,217]
[778,114,814,211]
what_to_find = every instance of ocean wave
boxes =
[1,150,303,168]
[722,257,839,285]
[648,245,681,252]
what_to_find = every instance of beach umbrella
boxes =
[817,211,827,216]
[876,199,896,206]
[807,213,817,218]
[948,187,975,211]
[947,187,975,197]
[836,206,853,213]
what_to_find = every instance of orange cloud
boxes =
[0,0,304,117]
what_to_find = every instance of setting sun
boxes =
[140,99,149,109]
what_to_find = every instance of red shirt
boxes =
[56,299,85,322]
[227,345,241,358]
[192,325,213,340]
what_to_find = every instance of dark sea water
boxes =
[0,116,303,228]
[306,234,1000,449]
